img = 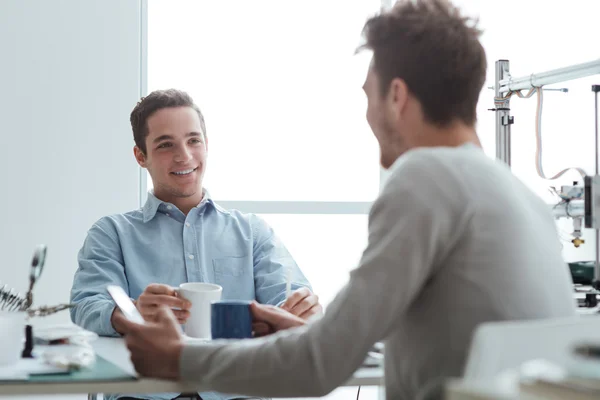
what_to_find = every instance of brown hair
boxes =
[360,0,486,126]
[130,89,206,154]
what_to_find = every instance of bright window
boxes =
[147,0,381,202]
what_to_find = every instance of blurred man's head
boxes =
[360,0,487,168]
[130,89,208,205]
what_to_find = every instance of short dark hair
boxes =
[360,0,486,126]
[130,89,206,154]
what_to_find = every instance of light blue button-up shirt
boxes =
[70,191,311,400]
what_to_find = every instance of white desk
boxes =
[445,378,519,400]
[0,337,384,397]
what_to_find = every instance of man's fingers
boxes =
[140,313,156,322]
[129,353,145,376]
[251,301,307,332]
[281,287,311,311]
[123,323,146,351]
[172,309,190,321]
[119,315,138,335]
[252,322,273,337]
[299,303,323,320]
[124,330,139,347]
[289,294,319,317]
[156,305,181,327]
[141,305,189,323]
[250,302,284,324]
[146,283,176,295]
[140,294,191,310]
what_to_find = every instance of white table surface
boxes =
[445,379,519,400]
[0,337,384,396]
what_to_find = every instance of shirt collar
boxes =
[386,142,480,176]
[142,189,214,223]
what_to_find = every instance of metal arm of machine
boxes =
[497,59,600,94]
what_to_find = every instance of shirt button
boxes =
[185,222,191,227]
[167,205,173,210]
[188,254,195,260]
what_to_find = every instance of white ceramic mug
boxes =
[176,282,222,339]
[0,311,26,366]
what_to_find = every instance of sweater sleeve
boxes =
[180,159,464,397]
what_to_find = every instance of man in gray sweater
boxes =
[117,0,576,398]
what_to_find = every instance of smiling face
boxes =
[134,106,207,206]
[363,61,412,169]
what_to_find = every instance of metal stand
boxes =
[593,85,600,286]
[494,60,512,165]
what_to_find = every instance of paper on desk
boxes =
[0,358,69,381]
[20,358,70,375]
[34,324,98,343]
[0,364,27,381]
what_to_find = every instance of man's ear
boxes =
[387,78,409,122]
[133,146,147,168]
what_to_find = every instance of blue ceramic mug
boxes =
[211,300,253,339]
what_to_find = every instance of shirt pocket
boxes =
[212,256,254,299]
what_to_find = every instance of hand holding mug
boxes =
[136,283,192,324]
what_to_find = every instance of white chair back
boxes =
[463,315,600,383]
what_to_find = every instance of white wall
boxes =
[0,0,142,327]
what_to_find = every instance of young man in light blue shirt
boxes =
[70,89,321,400]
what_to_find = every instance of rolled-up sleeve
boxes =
[70,220,128,337]
[250,214,312,306]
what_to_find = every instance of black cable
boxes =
[552,200,563,209]
[356,385,361,400]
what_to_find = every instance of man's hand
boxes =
[251,301,307,337]
[280,287,323,320]
[137,283,191,324]
[119,305,184,380]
